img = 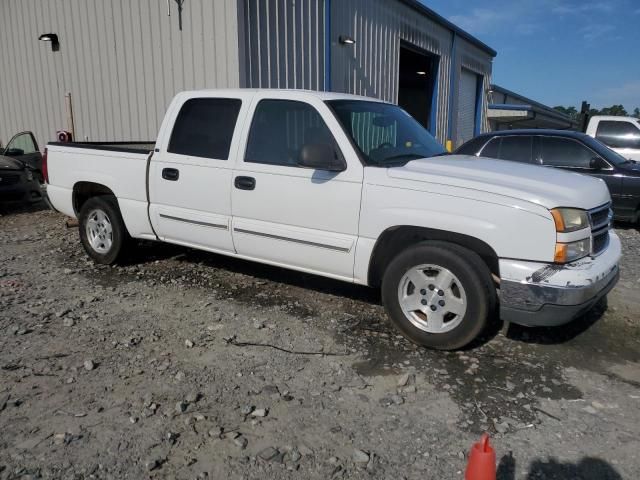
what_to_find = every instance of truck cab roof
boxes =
[174,88,385,103]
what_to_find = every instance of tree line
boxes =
[553,105,640,120]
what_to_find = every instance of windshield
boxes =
[327,100,446,166]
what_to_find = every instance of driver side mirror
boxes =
[297,143,346,172]
[589,157,608,170]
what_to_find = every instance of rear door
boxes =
[539,135,623,200]
[230,93,363,280]
[149,93,249,253]
[3,132,43,180]
[478,136,535,164]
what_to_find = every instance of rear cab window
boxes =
[168,98,242,160]
[595,120,640,149]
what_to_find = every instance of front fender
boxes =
[359,183,557,262]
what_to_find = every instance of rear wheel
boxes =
[381,241,495,350]
[78,196,130,264]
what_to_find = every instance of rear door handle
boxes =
[162,168,179,181]
[234,176,256,190]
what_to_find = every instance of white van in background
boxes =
[585,116,640,162]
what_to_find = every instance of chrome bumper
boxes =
[499,231,621,327]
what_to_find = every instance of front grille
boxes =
[588,203,612,256]
[0,174,21,186]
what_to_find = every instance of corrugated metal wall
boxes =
[0,0,240,148]
[330,0,454,143]
[453,37,493,143]
[241,0,325,90]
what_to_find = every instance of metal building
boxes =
[0,0,495,151]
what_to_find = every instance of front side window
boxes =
[168,98,241,160]
[6,132,37,155]
[245,99,341,167]
[540,137,595,168]
[327,100,446,166]
[497,136,533,163]
[595,120,640,149]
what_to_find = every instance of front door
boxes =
[231,94,363,281]
[149,94,247,253]
[3,132,43,180]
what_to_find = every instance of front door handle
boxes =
[234,176,256,190]
[162,168,179,181]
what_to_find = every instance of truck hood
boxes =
[386,155,610,210]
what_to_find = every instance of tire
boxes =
[78,195,130,264]
[381,241,496,350]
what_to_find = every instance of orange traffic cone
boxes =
[465,433,496,480]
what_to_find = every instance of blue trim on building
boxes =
[488,103,533,111]
[429,59,440,136]
[447,32,457,140]
[324,0,332,91]
[474,74,484,136]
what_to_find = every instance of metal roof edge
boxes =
[399,0,498,57]
[490,84,577,123]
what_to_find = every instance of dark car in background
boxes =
[0,155,43,204]
[0,131,44,181]
[0,131,44,205]
[456,129,640,223]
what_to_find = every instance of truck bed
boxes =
[47,141,155,154]
[46,141,155,239]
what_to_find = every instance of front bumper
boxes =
[499,231,621,327]
[0,179,43,204]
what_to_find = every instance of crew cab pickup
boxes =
[45,89,621,350]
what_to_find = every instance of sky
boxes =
[423,0,640,111]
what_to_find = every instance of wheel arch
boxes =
[368,225,500,287]
[72,181,117,216]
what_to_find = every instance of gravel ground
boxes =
[1,203,639,479]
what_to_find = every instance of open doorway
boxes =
[398,42,439,133]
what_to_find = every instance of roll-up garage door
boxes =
[457,68,479,147]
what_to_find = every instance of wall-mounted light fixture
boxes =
[416,71,427,75]
[38,33,59,52]
[338,35,355,45]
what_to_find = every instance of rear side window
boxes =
[497,136,533,163]
[479,137,500,158]
[245,99,340,167]
[168,98,241,159]
[540,137,594,168]
[456,136,489,156]
[595,120,640,149]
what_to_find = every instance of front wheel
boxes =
[78,195,130,264]
[381,241,495,350]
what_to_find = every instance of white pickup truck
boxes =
[585,115,640,162]
[45,89,621,350]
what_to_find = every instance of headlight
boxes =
[550,208,589,233]
[554,238,591,263]
[25,169,33,181]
